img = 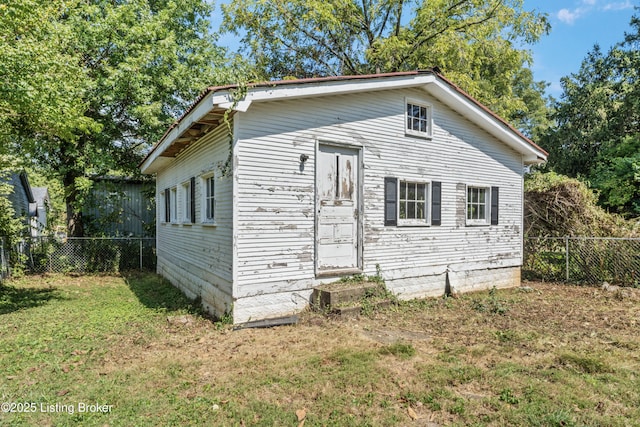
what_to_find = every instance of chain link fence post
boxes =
[565,236,569,283]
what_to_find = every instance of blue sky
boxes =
[212,1,638,98]
[526,0,638,98]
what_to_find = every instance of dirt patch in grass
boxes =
[1,275,639,426]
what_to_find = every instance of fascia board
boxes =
[211,74,438,108]
[424,81,547,164]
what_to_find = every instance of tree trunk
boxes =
[63,172,84,237]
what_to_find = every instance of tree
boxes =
[541,12,640,217]
[1,1,84,239]
[0,1,93,149]
[222,0,550,130]
[7,0,235,236]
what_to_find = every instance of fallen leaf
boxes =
[6,376,16,380]
[71,350,88,356]
[296,408,307,421]
[298,420,305,427]
[57,390,69,396]
[407,406,418,420]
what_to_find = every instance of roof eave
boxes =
[141,91,217,174]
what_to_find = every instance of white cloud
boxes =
[557,8,584,25]
[555,0,605,25]
[602,1,634,11]
[555,0,631,26]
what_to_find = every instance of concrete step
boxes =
[312,280,393,316]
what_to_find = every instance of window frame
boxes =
[465,185,490,226]
[170,186,178,224]
[181,179,192,224]
[405,97,433,138]
[201,172,216,225]
[397,179,431,226]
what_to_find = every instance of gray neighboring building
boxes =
[83,176,155,237]
[2,172,47,236]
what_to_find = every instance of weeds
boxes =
[499,388,520,405]
[379,342,416,359]
[557,353,612,374]
[471,286,510,315]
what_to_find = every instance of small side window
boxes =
[181,178,196,224]
[201,173,216,224]
[170,187,177,223]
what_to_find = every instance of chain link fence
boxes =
[524,237,640,286]
[0,236,156,276]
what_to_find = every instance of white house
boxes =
[140,70,547,324]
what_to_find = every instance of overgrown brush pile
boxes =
[524,172,638,237]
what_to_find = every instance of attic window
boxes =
[405,98,432,138]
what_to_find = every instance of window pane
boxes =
[478,205,485,220]
[407,202,416,219]
[417,184,425,200]
[479,188,485,204]
[400,201,406,219]
[400,181,406,199]
[420,120,427,133]
[416,201,425,219]
[412,104,420,117]
[420,106,427,119]
[408,183,416,200]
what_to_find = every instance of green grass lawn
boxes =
[1,273,639,426]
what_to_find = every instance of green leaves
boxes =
[0,1,94,146]
[540,13,640,217]
[3,0,237,235]
[222,0,550,130]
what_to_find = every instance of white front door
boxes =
[316,144,360,272]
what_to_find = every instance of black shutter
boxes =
[164,188,170,222]
[384,177,397,226]
[190,177,196,223]
[490,186,499,225]
[431,181,441,226]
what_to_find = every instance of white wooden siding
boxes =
[233,87,524,319]
[155,124,234,317]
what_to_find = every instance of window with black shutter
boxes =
[491,186,499,225]
[190,176,196,223]
[384,177,397,226]
[431,181,441,226]
[164,188,170,223]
